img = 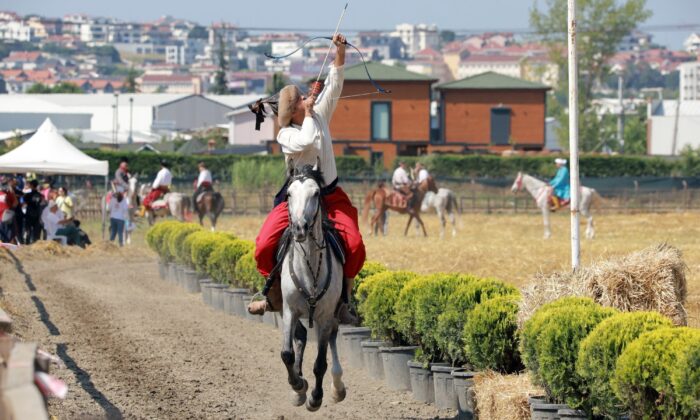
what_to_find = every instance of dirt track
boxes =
[0,247,451,419]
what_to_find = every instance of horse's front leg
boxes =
[404,214,414,236]
[437,208,446,239]
[415,213,428,237]
[329,326,346,403]
[281,312,307,406]
[306,324,331,412]
[541,206,551,239]
[293,322,307,380]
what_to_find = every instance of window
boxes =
[371,102,391,141]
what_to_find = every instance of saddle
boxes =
[151,199,168,210]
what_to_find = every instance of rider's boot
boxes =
[336,277,359,325]
[137,205,146,217]
[550,196,560,212]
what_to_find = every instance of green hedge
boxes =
[168,224,203,265]
[145,220,181,257]
[577,311,672,418]
[191,232,236,274]
[521,297,601,388]
[235,250,265,292]
[463,295,522,373]
[84,150,685,180]
[536,304,617,410]
[435,278,518,365]
[357,271,419,343]
[672,332,700,418]
[207,239,254,284]
[614,327,700,419]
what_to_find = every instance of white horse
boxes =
[138,184,190,225]
[279,162,345,412]
[511,172,598,239]
[421,188,459,238]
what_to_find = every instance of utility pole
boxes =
[568,0,580,271]
[617,72,625,153]
[114,93,120,149]
[128,97,134,144]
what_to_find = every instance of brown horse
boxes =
[361,177,437,237]
[194,191,225,231]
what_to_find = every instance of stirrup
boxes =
[247,292,269,315]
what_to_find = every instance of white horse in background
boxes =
[138,184,190,225]
[511,172,599,239]
[125,176,139,245]
[421,188,459,238]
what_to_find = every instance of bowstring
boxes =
[315,2,349,85]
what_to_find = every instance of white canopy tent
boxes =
[0,118,110,238]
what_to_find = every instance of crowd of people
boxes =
[0,174,91,248]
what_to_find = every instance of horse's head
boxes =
[511,172,524,193]
[128,176,138,197]
[287,160,324,242]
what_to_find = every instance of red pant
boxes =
[255,187,366,279]
[143,186,169,209]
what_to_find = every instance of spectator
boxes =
[109,188,128,246]
[0,178,17,243]
[55,187,74,220]
[24,180,44,244]
[42,200,83,247]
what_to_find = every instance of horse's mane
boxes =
[292,165,325,188]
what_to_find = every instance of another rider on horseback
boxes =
[249,33,366,324]
[113,157,130,192]
[550,158,570,211]
[392,161,415,208]
[141,160,172,216]
[192,161,213,205]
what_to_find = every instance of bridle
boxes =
[286,173,332,328]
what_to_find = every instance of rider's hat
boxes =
[160,159,170,168]
[555,158,567,165]
[277,85,301,128]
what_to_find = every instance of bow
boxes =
[265,36,392,96]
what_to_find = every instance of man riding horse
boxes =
[550,158,570,211]
[192,161,213,205]
[141,159,172,216]
[249,33,366,324]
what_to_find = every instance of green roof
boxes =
[342,61,436,82]
[436,71,549,90]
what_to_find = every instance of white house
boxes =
[458,54,523,79]
[226,104,275,146]
[680,61,700,101]
[0,20,34,42]
[684,33,700,55]
[647,100,700,156]
[392,23,439,58]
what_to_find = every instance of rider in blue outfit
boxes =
[550,158,570,210]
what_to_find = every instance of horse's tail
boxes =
[213,192,225,215]
[181,196,192,221]
[446,191,459,214]
[590,188,605,210]
[362,190,375,225]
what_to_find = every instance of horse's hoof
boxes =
[331,385,346,403]
[306,397,322,412]
[290,378,308,406]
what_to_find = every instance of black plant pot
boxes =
[452,369,476,420]
[529,396,570,420]
[380,346,417,391]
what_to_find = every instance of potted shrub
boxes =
[576,311,672,418]
[357,270,417,388]
[231,250,261,318]
[408,273,476,410]
[532,302,617,417]
[614,327,700,419]
[145,221,179,279]
[207,239,252,312]
[671,333,700,419]
[169,223,202,288]
[181,231,214,293]
[191,232,234,305]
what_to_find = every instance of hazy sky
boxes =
[5,0,699,49]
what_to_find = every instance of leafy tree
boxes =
[439,30,456,47]
[27,83,51,94]
[87,45,121,63]
[188,25,208,39]
[0,41,38,60]
[210,32,229,95]
[27,82,83,94]
[531,0,652,152]
[622,107,647,155]
[266,72,288,95]
[124,67,139,93]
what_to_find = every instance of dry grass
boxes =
[78,211,700,327]
[473,371,543,420]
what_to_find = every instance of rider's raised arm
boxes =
[315,64,344,123]
[277,117,319,153]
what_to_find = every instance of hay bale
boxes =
[83,241,121,254]
[15,241,78,258]
[473,371,543,420]
[520,243,688,327]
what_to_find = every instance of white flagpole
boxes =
[568,0,581,271]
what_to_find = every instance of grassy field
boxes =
[83,211,700,327]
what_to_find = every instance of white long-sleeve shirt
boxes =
[277,65,344,185]
[41,209,63,238]
[152,168,172,189]
[197,169,212,187]
[417,168,430,183]
[392,167,411,189]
